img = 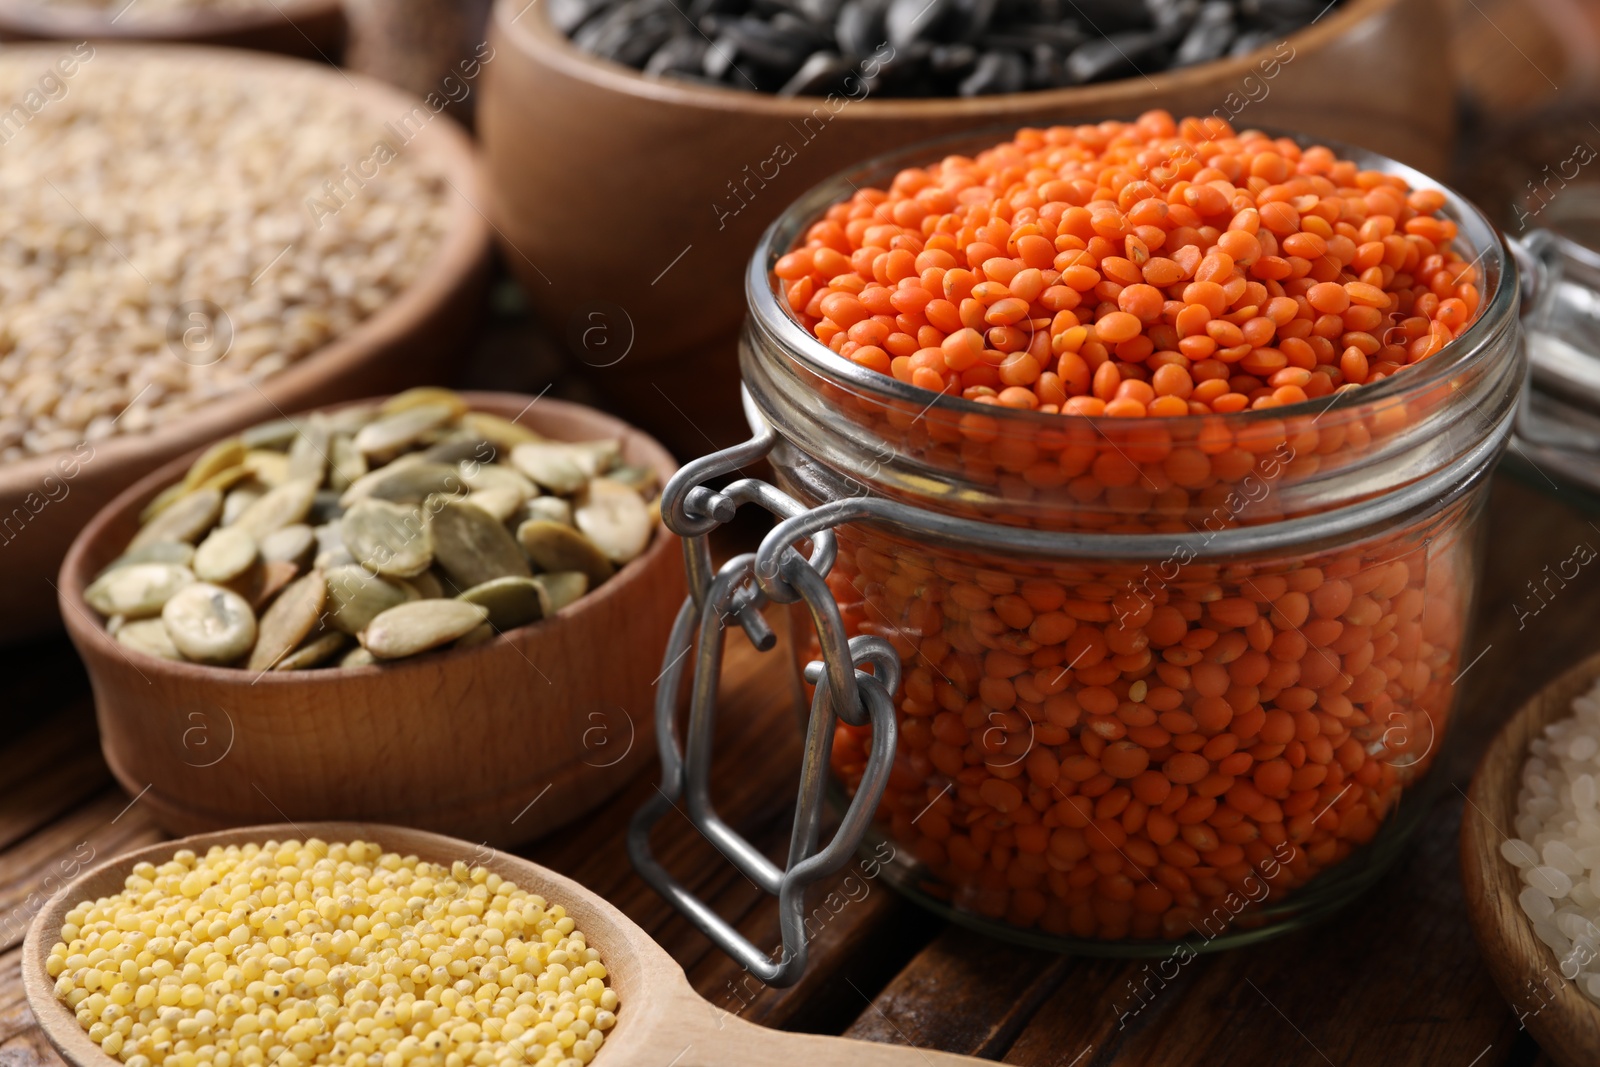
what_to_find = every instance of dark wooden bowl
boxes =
[57,394,685,848]
[478,0,1456,383]
[0,44,492,643]
[0,0,345,57]
[1462,649,1600,1067]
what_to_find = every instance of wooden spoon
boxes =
[1461,650,1600,1067]
[23,823,979,1067]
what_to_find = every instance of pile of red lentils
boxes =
[786,113,1478,941]
[778,110,1479,419]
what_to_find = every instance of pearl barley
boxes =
[48,840,618,1067]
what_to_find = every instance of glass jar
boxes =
[632,128,1561,972]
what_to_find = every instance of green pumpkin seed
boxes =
[97,540,195,577]
[430,496,531,588]
[325,564,412,635]
[130,487,222,550]
[354,402,456,458]
[380,387,469,419]
[462,410,544,450]
[575,478,653,564]
[138,480,190,524]
[362,599,488,659]
[183,439,247,491]
[85,563,195,618]
[193,526,259,583]
[116,618,182,660]
[405,569,445,599]
[252,559,301,610]
[467,486,526,523]
[248,571,328,672]
[259,524,314,566]
[515,520,612,586]
[340,461,465,506]
[421,436,497,466]
[287,415,331,484]
[222,485,265,526]
[340,646,377,668]
[230,478,318,539]
[454,622,496,649]
[162,583,257,664]
[325,403,379,436]
[328,434,367,492]
[531,571,589,613]
[461,461,535,498]
[242,449,291,487]
[457,576,545,630]
[509,443,591,494]
[241,418,299,450]
[274,630,349,670]
[342,499,433,578]
[519,496,573,528]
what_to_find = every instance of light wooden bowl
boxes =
[57,394,684,849]
[1461,649,1600,1067]
[0,44,492,644]
[0,0,345,57]
[23,823,984,1066]
[478,0,1455,393]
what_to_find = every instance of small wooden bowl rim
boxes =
[0,0,338,39]
[497,0,1395,120]
[0,43,490,502]
[1461,648,1600,1067]
[58,391,680,683]
[20,823,671,1067]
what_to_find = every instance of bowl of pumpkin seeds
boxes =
[58,389,685,844]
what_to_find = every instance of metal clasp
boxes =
[628,390,900,987]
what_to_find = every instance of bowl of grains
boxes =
[1463,651,1600,1067]
[0,0,345,57]
[0,44,492,641]
[58,391,683,847]
[478,0,1454,450]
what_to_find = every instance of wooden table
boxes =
[7,3,1600,1065]
[2,471,1599,1067]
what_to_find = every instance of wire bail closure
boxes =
[628,390,901,987]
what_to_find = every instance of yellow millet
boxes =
[47,840,619,1067]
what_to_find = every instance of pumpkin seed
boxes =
[222,485,265,526]
[454,622,496,648]
[274,630,348,670]
[193,526,259,583]
[467,486,526,523]
[362,599,488,659]
[510,442,590,494]
[520,496,574,528]
[130,488,222,550]
[340,646,377,668]
[403,569,445,599]
[287,415,331,483]
[607,463,660,496]
[328,434,367,492]
[242,449,291,487]
[194,463,256,495]
[162,583,258,664]
[138,480,189,524]
[515,520,613,586]
[421,436,497,465]
[97,540,195,577]
[324,564,412,634]
[342,498,433,577]
[252,559,301,609]
[461,461,535,499]
[354,402,455,457]
[430,496,532,588]
[241,418,298,450]
[458,576,545,629]
[381,387,470,419]
[462,411,544,450]
[325,403,379,436]
[308,489,345,525]
[183,438,247,490]
[248,571,327,671]
[260,524,315,565]
[531,571,589,613]
[340,461,465,506]
[575,478,653,564]
[85,562,195,618]
[116,618,182,660]
[229,477,318,539]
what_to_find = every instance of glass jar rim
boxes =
[745,120,1517,432]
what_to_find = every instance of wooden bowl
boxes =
[0,44,492,644]
[0,0,345,57]
[57,393,684,849]
[478,0,1455,387]
[22,824,982,1067]
[1461,649,1600,1067]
